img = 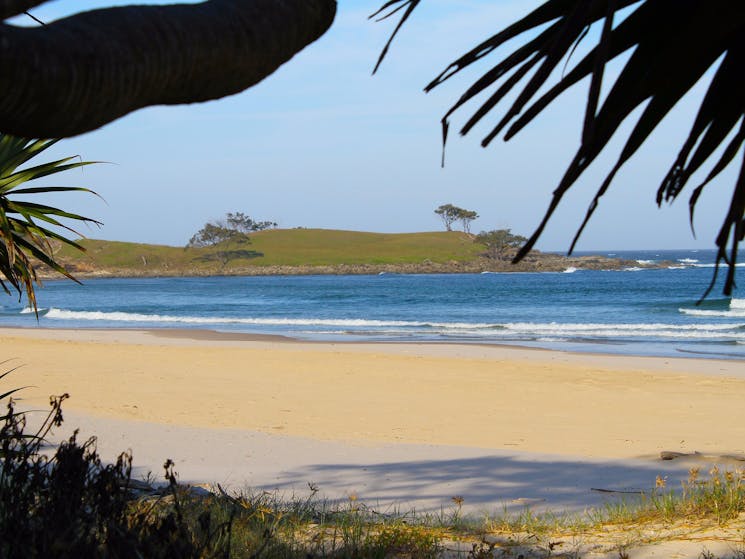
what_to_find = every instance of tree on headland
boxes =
[186,214,267,266]
[435,204,478,233]
[374,1,745,297]
[226,212,277,234]
[434,204,460,231]
[459,209,479,235]
[187,212,275,248]
[187,222,248,248]
[475,229,528,260]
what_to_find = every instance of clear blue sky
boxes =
[16,1,738,251]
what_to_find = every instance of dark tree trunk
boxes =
[0,1,49,20]
[0,0,336,137]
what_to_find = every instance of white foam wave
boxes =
[505,321,740,333]
[667,266,686,270]
[694,263,745,268]
[502,322,745,340]
[20,307,42,314]
[414,322,745,340]
[623,267,643,272]
[678,258,699,264]
[40,309,745,341]
[308,324,745,341]
[393,322,745,341]
[563,267,578,273]
[636,260,655,265]
[42,308,502,330]
[680,298,745,318]
[679,309,745,318]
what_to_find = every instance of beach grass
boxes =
[3,386,744,558]
[130,471,745,558]
[4,333,745,557]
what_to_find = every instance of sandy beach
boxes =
[4,327,745,515]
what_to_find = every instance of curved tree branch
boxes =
[0,0,337,137]
[0,0,47,20]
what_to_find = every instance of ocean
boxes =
[1,249,744,360]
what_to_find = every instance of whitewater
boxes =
[2,249,744,359]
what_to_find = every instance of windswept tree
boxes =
[187,213,270,266]
[226,212,277,233]
[187,212,276,248]
[187,222,248,248]
[459,209,479,234]
[435,203,477,232]
[374,1,745,297]
[475,229,528,260]
[434,204,460,231]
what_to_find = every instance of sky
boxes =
[12,0,740,251]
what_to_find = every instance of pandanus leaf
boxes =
[375,0,745,295]
[0,134,100,313]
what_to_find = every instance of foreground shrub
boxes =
[0,394,231,558]
[0,381,443,558]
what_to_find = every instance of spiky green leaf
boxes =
[0,133,100,313]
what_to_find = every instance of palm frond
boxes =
[370,0,420,74]
[0,134,100,313]
[375,0,745,295]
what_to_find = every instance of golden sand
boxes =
[4,327,744,459]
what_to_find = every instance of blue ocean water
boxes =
[1,249,744,359]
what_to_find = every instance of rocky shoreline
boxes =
[44,253,671,280]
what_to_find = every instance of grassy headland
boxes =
[51,228,647,278]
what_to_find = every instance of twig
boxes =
[24,11,44,25]
[660,451,745,461]
[590,487,647,495]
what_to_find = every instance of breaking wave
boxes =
[679,298,745,318]
[38,308,745,341]
[41,308,505,331]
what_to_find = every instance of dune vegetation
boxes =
[4,388,745,558]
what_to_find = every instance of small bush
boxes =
[647,466,745,525]
[0,394,231,558]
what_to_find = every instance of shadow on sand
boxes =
[262,451,700,515]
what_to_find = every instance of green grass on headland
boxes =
[52,229,483,277]
[241,228,483,266]
[50,228,641,278]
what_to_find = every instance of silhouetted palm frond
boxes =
[375,0,745,296]
[0,135,101,312]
